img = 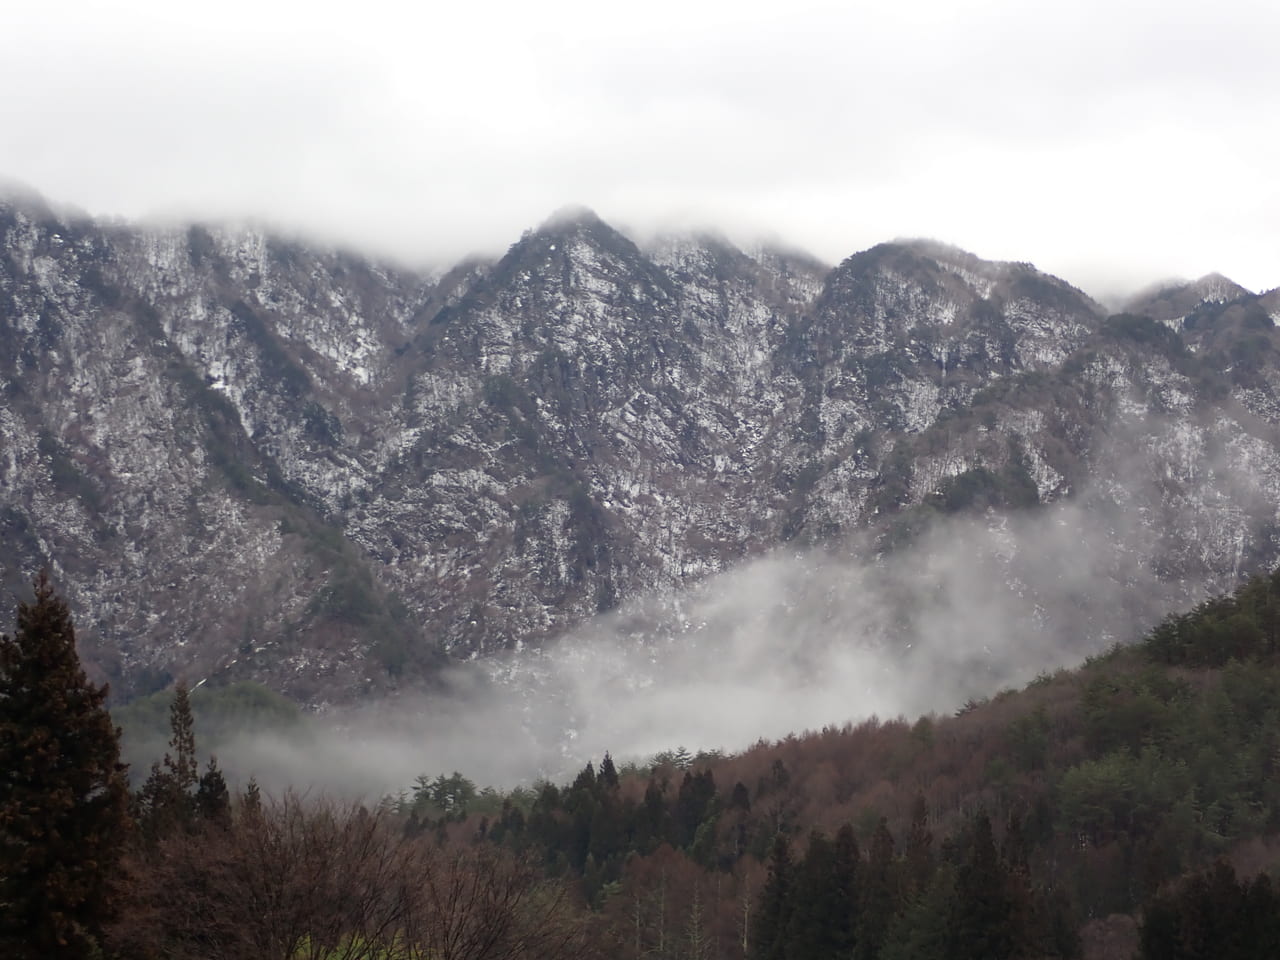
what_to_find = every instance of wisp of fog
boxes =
[211,478,1218,797]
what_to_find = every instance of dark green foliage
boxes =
[880,865,956,960]
[926,462,1038,514]
[131,679,241,841]
[832,824,861,953]
[751,835,794,960]
[674,768,717,848]
[165,679,198,797]
[296,525,422,675]
[1144,567,1280,667]
[598,752,619,791]
[902,795,934,901]
[634,778,669,854]
[1139,860,1280,960]
[1081,669,1188,754]
[1007,705,1051,772]
[0,572,131,959]
[855,818,897,960]
[1057,747,1191,847]
[114,679,303,769]
[195,757,231,827]
[949,814,1017,960]
[240,776,262,818]
[1102,313,1188,356]
[133,679,201,837]
[786,831,857,960]
[411,771,479,818]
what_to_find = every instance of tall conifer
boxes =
[0,571,131,959]
[164,678,197,797]
[855,818,897,960]
[751,834,794,960]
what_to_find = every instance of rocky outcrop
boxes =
[3,188,1278,706]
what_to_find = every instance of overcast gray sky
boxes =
[4,0,1277,298]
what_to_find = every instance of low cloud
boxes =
[5,2,1279,296]
[203,489,1203,798]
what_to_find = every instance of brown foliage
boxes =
[600,844,758,960]
[112,793,587,960]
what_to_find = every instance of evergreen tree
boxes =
[1240,873,1280,959]
[0,572,131,959]
[751,834,794,960]
[880,864,956,960]
[635,779,668,854]
[195,756,231,827]
[134,678,200,837]
[1136,860,1280,960]
[241,775,262,812]
[787,830,855,960]
[950,813,1017,960]
[598,752,620,791]
[902,795,934,902]
[675,768,716,848]
[855,818,897,960]
[164,678,198,798]
[832,823,861,957]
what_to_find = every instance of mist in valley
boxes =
[184,471,1231,798]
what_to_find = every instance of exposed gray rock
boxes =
[2,187,1278,707]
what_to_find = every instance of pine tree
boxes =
[855,818,897,960]
[902,795,934,902]
[880,864,956,960]
[164,678,198,798]
[195,756,231,827]
[786,831,854,960]
[950,813,1017,960]
[832,823,861,957]
[751,834,794,960]
[598,752,620,791]
[240,775,262,822]
[0,571,131,959]
[134,678,200,837]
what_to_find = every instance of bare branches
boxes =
[113,793,585,960]
[402,844,583,960]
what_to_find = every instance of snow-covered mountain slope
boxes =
[3,188,1278,707]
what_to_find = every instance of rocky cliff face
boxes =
[2,187,1278,707]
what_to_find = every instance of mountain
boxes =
[3,187,1280,708]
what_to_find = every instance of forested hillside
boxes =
[387,565,1280,960]
[10,566,1280,957]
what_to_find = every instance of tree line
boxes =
[0,573,585,960]
[9,567,1280,958]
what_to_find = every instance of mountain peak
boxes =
[538,205,606,233]
[1188,272,1250,302]
[1123,273,1252,324]
[0,177,57,220]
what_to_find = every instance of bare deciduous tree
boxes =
[401,845,584,960]
[112,792,587,960]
